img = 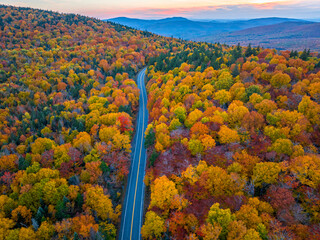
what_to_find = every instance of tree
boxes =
[0,217,15,239]
[145,127,155,149]
[235,204,262,229]
[244,229,262,240]
[0,154,18,171]
[270,138,293,156]
[252,162,282,187]
[19,227,37,240]
[73,132,92,153]
[150,175,178,211]
[255,99,277,116]
[84,185,115,221]
[200,134,216,151]
[228,101,249,127]
[241,111,265,134]
[199,223,222,240]
[31,138,56,154]
[298,96,320,125]
[141,211,165,240]
[36,221,55,240]
[190,122,209,136]
[201,165,244,197]
[174,106,187,123]
[245,44,253,57]
[71,215,99,238]
[207,203,235,239]
[99,126,119,143]
[265,186,295,211]
[112,133,131,152]
[270,73,291,88]
[11,205,32,226]
[117,114,133,132]
[81,161,102,183]
[216,71,234,90]
[227,220,247,240]
[214,90,231,106]
[188,139,204,156]
[233,151,261,177]
[185,109,203,128]
[218,125,240,144]
[42,178,69,205]
[290,155,320,188]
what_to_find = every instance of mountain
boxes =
[107,17,319,50]
[202,21,320,51]
[107,17,308,40]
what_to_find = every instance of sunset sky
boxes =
[1,0,320,19]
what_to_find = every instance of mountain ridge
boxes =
[106,16,318,50]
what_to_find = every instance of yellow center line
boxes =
[129,70,145,240]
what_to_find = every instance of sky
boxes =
[1,0,320,20]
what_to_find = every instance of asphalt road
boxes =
[119,68,148,240]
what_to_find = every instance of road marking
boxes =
[129,69,146,240]
[139,155,146,240]
[120,69,143,240]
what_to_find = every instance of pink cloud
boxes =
[80,1,318,19]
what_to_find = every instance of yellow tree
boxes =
[227,220,247,240]
[207,203,235,239]
[84,185,115,222]
[270,72,291,88]
[201,166,244,197]
[31,137,56,154]
[270,138,293,156]
[235,204,262,229]
[214,90,231,105]
[36,221,55,240]
[255,99,277,116]
[200,223,222,240]
[112,132,131,152]
[290,154,320,188]
[99,126,119,143]
[141,211,165,240]
[252,162,282,187]
[244,229,262,240]
[149,176,178,211]
[188,139,204,156]
[228,101,249,127]
[185,109,203,128]
[73,132,92,153]
[0,217,15,239]
[218,125,240,144]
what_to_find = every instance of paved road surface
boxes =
[119,68,148,240]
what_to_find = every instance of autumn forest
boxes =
[0,4,320,240]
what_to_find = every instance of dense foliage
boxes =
[1,4,320,240]
[143,42,320,239]
[0,5,186,239]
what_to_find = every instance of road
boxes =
[119,67,148,240]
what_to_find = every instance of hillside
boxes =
[0,5,178,239]
[203,21,320,51]
[142,42,320,239]
[108,17,308,40]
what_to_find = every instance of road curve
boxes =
[119,68,148,240]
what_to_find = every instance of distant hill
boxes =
[107,17,308,40]
[202,21,320,51]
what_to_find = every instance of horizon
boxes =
[108,16,320,22]
[1,0,320,20]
